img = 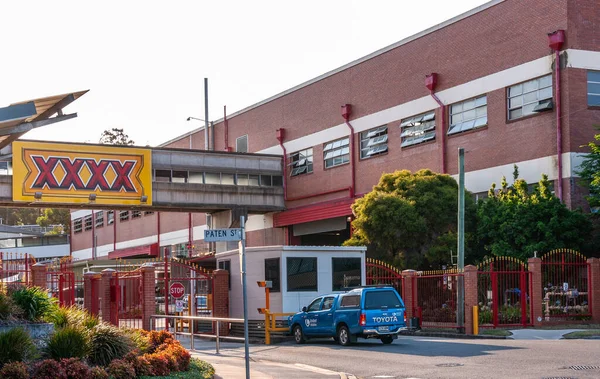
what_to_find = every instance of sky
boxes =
[1,0,489,147]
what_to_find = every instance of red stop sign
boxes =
[169,282,185,299]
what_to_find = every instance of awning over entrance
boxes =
[273,197,354,227]
[108,243,159,259]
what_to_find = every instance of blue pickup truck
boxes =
[288,286,406,346]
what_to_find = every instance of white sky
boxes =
[1,0,489,147]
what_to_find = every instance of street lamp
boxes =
[186,116,206,122]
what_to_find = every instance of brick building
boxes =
[71,0,600,262]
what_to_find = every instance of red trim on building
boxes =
[108,243,159,259]
[274,197,355,227]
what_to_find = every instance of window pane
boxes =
[364,290,403,310]
[264,258,280,292]
[340,295,361,308]
[523,91,538,103]
[205,173,220,184]
[589,94,600,106]
[475,96,487,107]
[236,135,248,153]
[189,172,203,184]
[509,84,522,97]
[539,86,553,100]
[589,71,600,82]
[272,176,283,186]
[332,258,361,291]
[538,75,552,88]
[509,97,522,108]
[172,171,188,183]
[155,170,171,182]
[260,175,272,186]
[221,173,235,185]
[287,257,317,291]
[523,79,538,93]
[249,175,260,186]
[237,174,249,186]
[588,82,600,95]
[509,108,522,119]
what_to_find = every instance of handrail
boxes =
[264,310,294,345]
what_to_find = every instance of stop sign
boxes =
[169,282,185,299]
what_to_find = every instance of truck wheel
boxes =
[337,325,353,346]
[293,325,306,344]
[381,335,394,344]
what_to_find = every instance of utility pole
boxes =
[457,147,465,332]
[204,78,209,151]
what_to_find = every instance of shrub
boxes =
[45,326,89,360]
[123,328,150,353]
[89,366,109,379]
[146,330,173,353]
[11,287,56,322]
[88,323,133,367]
[168,345,191,372]
[82,314,100,330]
[106,359,136,379]
[0,328,37,367]
[0,293,23,321]
[0,361,29,379]
[34,359,66,379]
[123,351,151,377]
[61,358,90,378]
[145,353,170,376]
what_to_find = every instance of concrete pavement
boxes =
[508,328,586,340]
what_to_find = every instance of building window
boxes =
[287,257,317,292]
[189,172,204,184]
[155,169,171,182]
[264,258,280,293]
[205,172,220,184]
[218,260,231,289]
[400,111,436,147]
[73,218,83,234]
[236,135,248,153]
[289,148,313,177]
[84,215,93,231]
[172,171,188,183]
[107,211,114,225]
[95,211,104,228]
[332,258,361,291]
[507,75,553,120]
[360,125,388,159]
[144,211,155,216]
[588,71,600,106]
[237,174,260,186]
[132,211,142,219]
[119,211,129,221]
[448,95,488,135]
[323,137,350,168]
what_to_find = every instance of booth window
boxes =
[332,258,361,291]
[287,257,317,292]
[218,260,231,289]
[264,258,280,293]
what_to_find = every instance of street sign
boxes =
[204,228,243,242]
[175,300,184,313]
[169,282,185,299]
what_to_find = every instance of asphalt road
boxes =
[194,335,600,379]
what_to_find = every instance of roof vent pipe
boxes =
[341,104,356,197]
[426,73,447,174]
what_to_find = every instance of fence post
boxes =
[84,271,98,316]
[401,270,417,321]
[463,265,478,335]
[101,269,116,325]
[528,257,543,327]
[141,264,156,331]
[212,269,230,336]
[588,258,600,323]
[31,263,48,289]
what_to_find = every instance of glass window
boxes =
[260,175,272,186]
[289,148,313,177]
[221,173,235,185]
[237,174,249,186]
[340,295,360,308]
[218,260,231,289]
[155,169,171,182]
[588,71,600,106]
[236,135,248,153]
[332,258,362,291]
[322,297,335,310]
[323,137,350,168]
[448,95,488,135]
[73,218,83,234]
[507,75,553,120]
[132,211,142,219]
[307,298,322,312]
[360,125,388,159]
[107,211,114,225]
[144,211,155,216]
[95,211,104,228]
[172,171,188,183]
[249,174,260,186]
[287,257,317,291]
[364,290,403,310]
[84,215,92,231]
[205,172,220,185]
[264,258,280,293]
[189,172,204,184]
[272,176,283,186]
[119,211,129,221]
[400,111,436,148]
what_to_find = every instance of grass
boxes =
[139,358,215,379]
[562,330,600,339]
[479,329,513,337]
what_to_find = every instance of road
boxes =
[189,335,600,379]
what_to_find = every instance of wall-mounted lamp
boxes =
[34,192,43,200]
[186,116,206,122]
[140,195,148,203]
[89,193,97,202]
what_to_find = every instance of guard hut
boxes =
[215,245,366,320]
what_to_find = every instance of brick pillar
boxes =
[141,265,156,331]
[83,272,99,316]
[463,265,478,335]
[212,269,229,336]
[528,257,543,327]
[588,258,600,323]
[401,270,418,321]
[31,263,48,289]
[101,269,116,325]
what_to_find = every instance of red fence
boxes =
[365,258,403,297]
[112,269,143,329]
[46,257,82,307]
[0,252,34,292]
[414,270,463,329]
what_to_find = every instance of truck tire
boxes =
[337,325,353,346]
[381,335,394,344]
[293,325,306,344]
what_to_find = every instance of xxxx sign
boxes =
[12,141,152,206]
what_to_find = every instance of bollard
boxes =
[190,317,195,351]
[473,306,479,335]
[216,322,220,354]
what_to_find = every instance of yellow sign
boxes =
[12,141,152,206]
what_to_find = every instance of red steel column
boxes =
[528,257,543,327]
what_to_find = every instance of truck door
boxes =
[301,297,322,336]
[317,296,336,334]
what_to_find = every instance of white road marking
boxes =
[257,360,339,376]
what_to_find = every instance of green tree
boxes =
[344,169,478,270]
[99,128,134,145]
[477,168,592,261]
[36,208,71,234]
[577,129,600,210]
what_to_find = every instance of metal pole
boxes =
[241,216,250,379]
[190,314,195,351]
[204,78,209,151]
[216,321,220,354]
[457,147,465,332]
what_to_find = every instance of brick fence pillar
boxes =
[464,265,478,335]
[101,269,116,325]
[401,270,418,321]
[212,269,229,336]
[588,258,600,323]
[83,272,99,316]
[528,257,543,327]
[31,263,48,289]
[141,265,156,331]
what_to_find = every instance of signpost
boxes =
[169,282,185,299]
[204,221,249,379]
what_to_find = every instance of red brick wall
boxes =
[141,266,156,331]
[567,0,600,52]
[528,257,543,327]
[463,265,478,334]
[588,258,600,323]
[212,269,230,336]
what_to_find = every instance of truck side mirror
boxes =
[302,306,307,312]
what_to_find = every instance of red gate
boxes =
[366,258,403,297]
[0,252,33,292]
[111,269,143,329]
[478,257,531,328]
[415,269,463,329]
[47,257,80,307]
[541,249,591,321]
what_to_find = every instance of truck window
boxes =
[322,297,335,310]
[307,297,322,312]
[340,295,360,308]
[364,290,402,310]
